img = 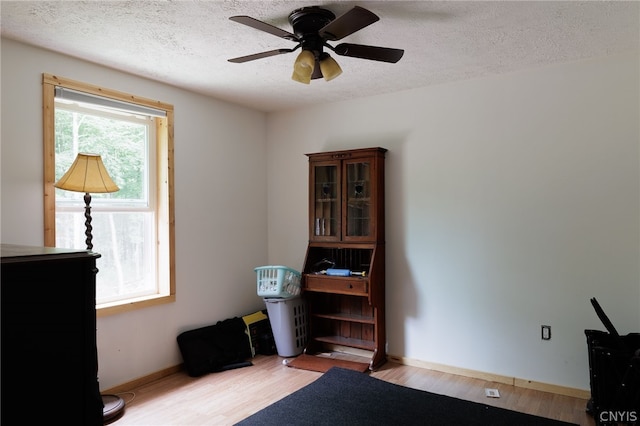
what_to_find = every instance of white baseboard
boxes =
[387,354,591,399]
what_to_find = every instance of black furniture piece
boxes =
[1,244,104,425]
[585,297,640,425]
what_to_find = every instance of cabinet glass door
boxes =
[312,164,339,239]
[345,160,371,238]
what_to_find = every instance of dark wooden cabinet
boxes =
[1,244,103,425]
[302,147,386,370]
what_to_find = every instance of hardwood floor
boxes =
[109,354,595,426]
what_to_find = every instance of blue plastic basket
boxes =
[255,265,301,298]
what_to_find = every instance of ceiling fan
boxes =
[228,5,404,84]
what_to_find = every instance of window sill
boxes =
[97,294,175,317]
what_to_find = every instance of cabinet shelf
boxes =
[312,311,375,324]
[347,197,371,203]
[312,335,376,351]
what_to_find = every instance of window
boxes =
[43,74,175,316]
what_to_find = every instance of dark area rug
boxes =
[235,367,578,426]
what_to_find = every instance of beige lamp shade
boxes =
[292,50,316,84]
[55,153,119,193]
[319,54,342,82]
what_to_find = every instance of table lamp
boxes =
[54,152,119,250]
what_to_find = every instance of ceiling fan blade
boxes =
[228,48,295,63]
[229,16,298,42]
[334,43,404,63]
[319,6,379,41]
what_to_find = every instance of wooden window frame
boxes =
[43,73,176,316]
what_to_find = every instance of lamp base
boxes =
[103,394,125,424]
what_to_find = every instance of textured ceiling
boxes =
[1,1,638,112]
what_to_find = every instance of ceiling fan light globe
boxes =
[320,55,342,82]
[292,70,312,84]
[292,50,315,84]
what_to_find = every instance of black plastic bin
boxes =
[585,298,640,425]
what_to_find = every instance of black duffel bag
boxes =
[177,317,252,377]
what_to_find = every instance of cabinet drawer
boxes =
[304,275,368,296]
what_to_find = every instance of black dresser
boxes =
[1,244,103,425]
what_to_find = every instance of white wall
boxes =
[266,51,640,390]
[1,39,269,390]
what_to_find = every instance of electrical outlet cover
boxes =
[485,388,500,398]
